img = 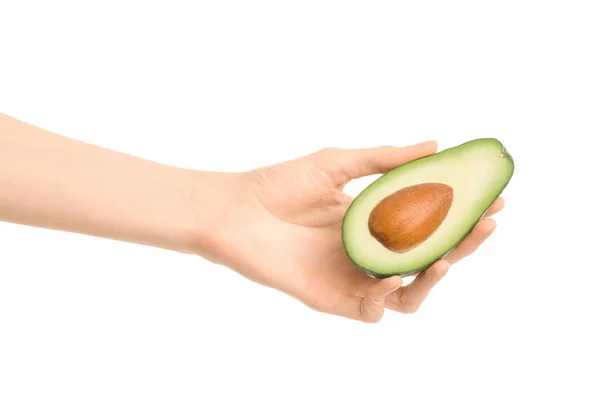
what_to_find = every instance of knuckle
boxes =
[360,304,383,323]
[362,316,381,324]
[397,290,422,314]
[318,146,342,156]
[311,148,347,183]
[425,268,446,283]
[323,190,350,207]
[314,147,344,164]
[307,291,333,313]
[359,299,375,322]
[402,304,420,314]
[378,145,395,152]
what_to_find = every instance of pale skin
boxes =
[0,113,503,323]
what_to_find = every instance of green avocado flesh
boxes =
[342,138,514,278]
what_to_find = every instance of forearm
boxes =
[0,113,214,254]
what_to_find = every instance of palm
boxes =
[238,143,503,322]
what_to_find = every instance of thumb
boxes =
[359,276,404,323]
[335,141,438,182]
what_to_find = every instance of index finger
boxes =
[317,141,438,185]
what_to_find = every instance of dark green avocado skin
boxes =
[341,138,515,279]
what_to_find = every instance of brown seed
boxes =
[368,183,454,252]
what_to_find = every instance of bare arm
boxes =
[0,112,210,254]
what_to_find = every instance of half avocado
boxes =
[342,138,514,278]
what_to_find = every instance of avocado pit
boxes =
[368,183,454,252]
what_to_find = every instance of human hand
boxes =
[0,113,502,323]
[195,142,504,323]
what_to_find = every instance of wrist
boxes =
[178,169,245,264]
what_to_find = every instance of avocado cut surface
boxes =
[342,138,514,278]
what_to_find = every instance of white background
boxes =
[1,1,599,396]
